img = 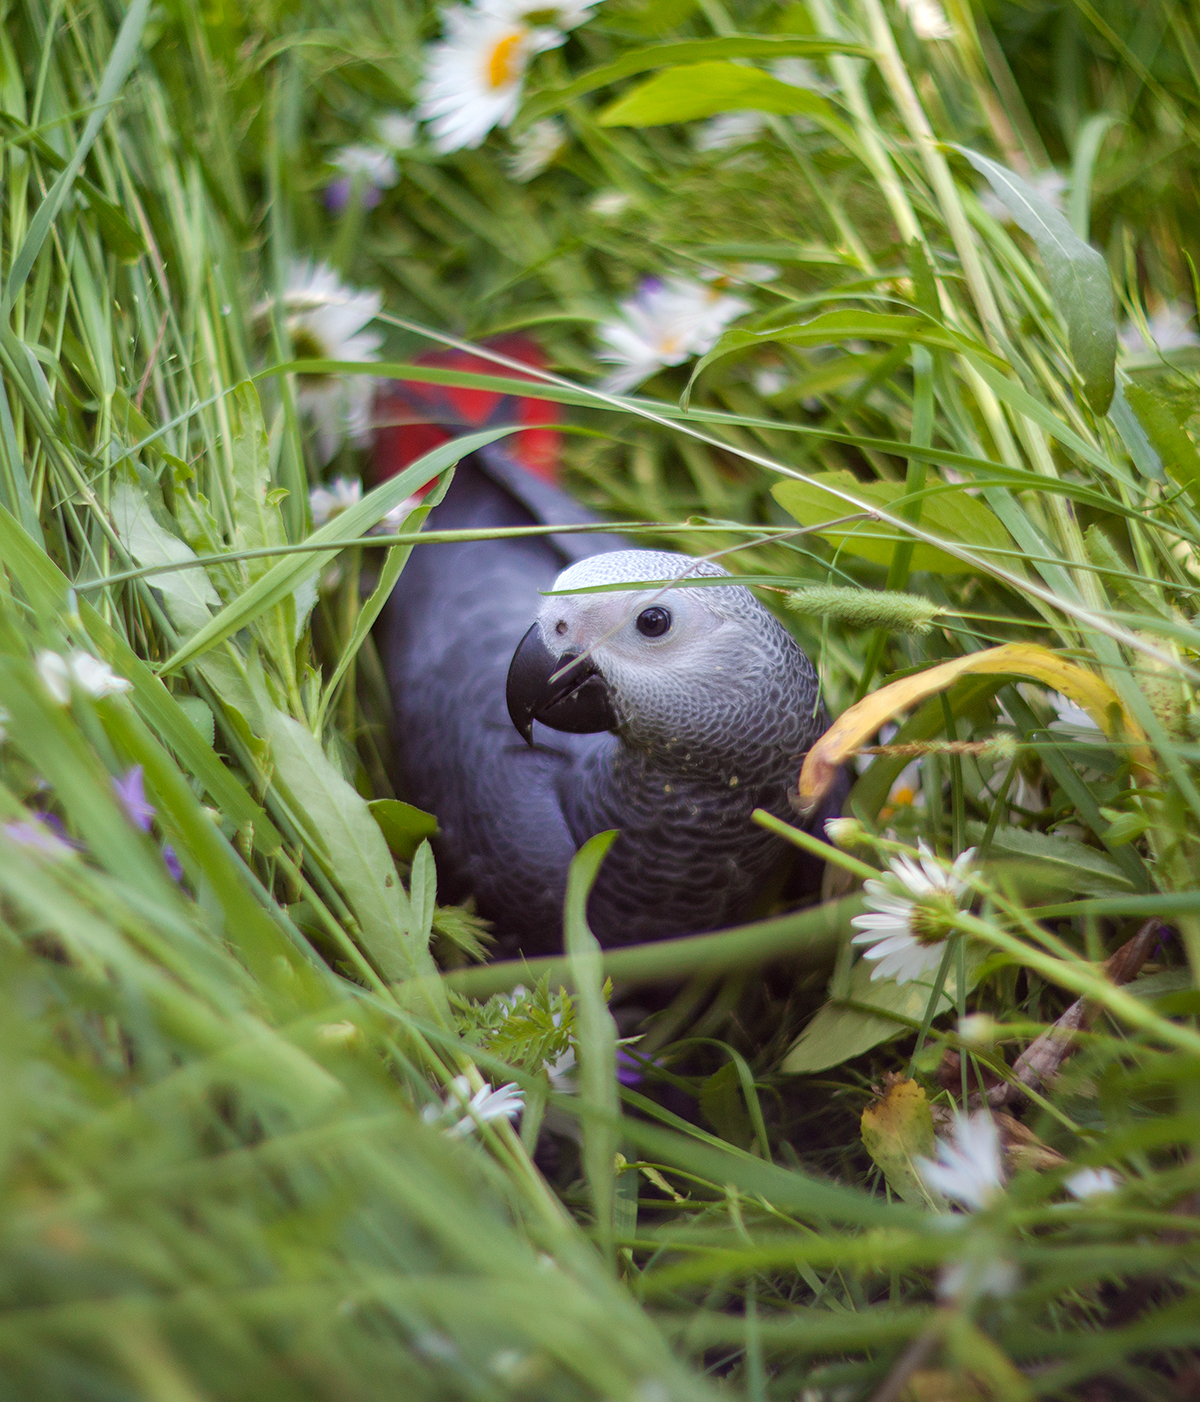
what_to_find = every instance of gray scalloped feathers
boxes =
[382,444,836,955]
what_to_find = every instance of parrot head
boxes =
[506,549,819,765]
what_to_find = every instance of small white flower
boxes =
[417,7,564,154]
[753,366,788,397]
[309,476,363,527]
[589,188,632,217]
[850,840,975,985]
[937,1255,1018,1302]
[422,1074,524,1137]
[36,650,131,704]
[546,1044,577,1092]
[332,143,399,188]
[1047,691,1104,744]
[375,111,418,150]
[693,110,767,152]
[980,169,1067,222]
[898,0,954,40]
[918,1110,1005,1211]
[596,275,751,393]
[371,495,423,534]
[1065,1167,1120,1199]
[770,56,835,94]
[1119,302,1200,354]
[268,261,382,463]
[507,118,566,180]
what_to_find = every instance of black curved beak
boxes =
[506,624,619,746]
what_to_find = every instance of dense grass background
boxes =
[1,0,1200,1396]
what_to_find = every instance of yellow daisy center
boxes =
[487,31,526,90]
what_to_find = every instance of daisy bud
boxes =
[823,816,864,848]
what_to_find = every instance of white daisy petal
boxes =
[596,275,751,393]
[917,1110,1004,1210]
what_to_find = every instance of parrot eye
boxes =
[555,619,568,635]
[635,606,672,638]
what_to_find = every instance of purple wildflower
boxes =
[114,767,184,882]
[113,767,154,832]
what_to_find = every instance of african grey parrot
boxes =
[375,338,837,956]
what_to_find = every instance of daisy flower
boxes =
[309,476,363,527]
[917,1109,1005,1211]
[375,111,418,150]
[506,117,566,180]
[269,261,382,463]
[1047,691,1104,745]
[596,275,751,394]
[1065,1167,1120,1199]
[422,1075,524,1137]
[36,650,131,705]
[850,840,976,984]
[937,1255,1018,1303]
[417,6,561,154]
[693,110,767,152]
[324,143,399,212]
[589,188,631,218]
[1119,302,1200,354]
[898,0,954,41]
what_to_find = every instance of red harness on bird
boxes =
[371,334,562,498]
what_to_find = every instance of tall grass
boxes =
[1,0,1200,1396]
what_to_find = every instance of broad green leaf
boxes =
[860,1079,939,1208]
[409,840,437,951]
[772,471,1011,572]
[518,35,866,125]
[160,426,515,674]
[369,799,440,862]
[781,946,985,1074]
[598,62,836,127]
[564,831,620,1262]
[1125,381,1200,495]
[964,821,1134,895]
[956,145,1117,414]
[110,480,221,637]
[256,700,433,989]
[1108,380,1164,479]
[686,310,1003,400]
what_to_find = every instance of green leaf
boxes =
[2,0,151,312]
[964,821,1134,895]
[955,144,1117,414]
[159,426,515,674]
[782,946,984,1074]
[772,471,1011,572]
[1125,381,1200,495]
[685,310,1003,400]
[564,831,620,1263]
[110,480,221,637]
[369,799,440,863]
[598,61,836,127]
[519,35,866,124]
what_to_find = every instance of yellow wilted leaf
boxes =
[860,1077,938,1207]
[796,643,1152,813]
